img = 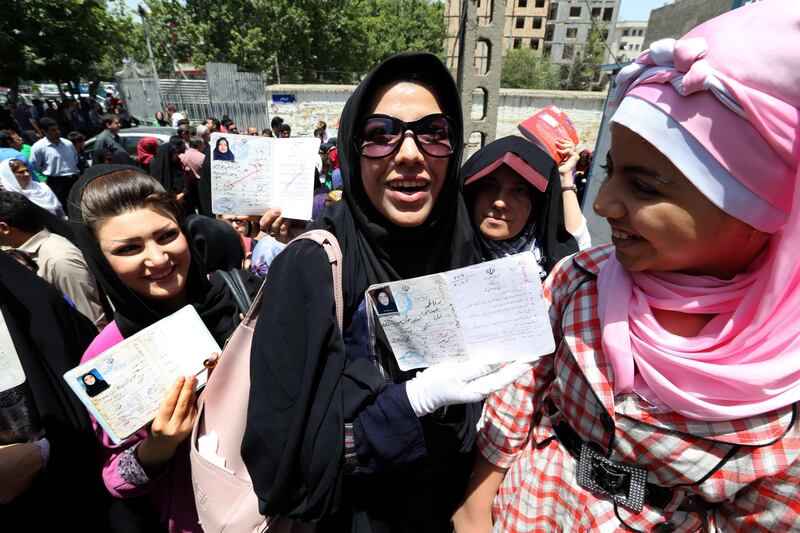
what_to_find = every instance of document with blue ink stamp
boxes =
[63,306,220,444]
[366,252,555,371]
[210,133,320,220]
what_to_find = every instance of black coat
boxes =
[242,52,482,532]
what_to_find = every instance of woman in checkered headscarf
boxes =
[455,1,800,531]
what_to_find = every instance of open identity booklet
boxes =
[366,252,555,371]
[209,132,320,220]
[63,306,220,444]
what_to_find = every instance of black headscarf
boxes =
[149,136,185,195]
[197,142,213,216]
[212,137,235,161]
[0,253,112,530]
[184,214,244,272]
[244,53,481,529]
[461,136,578,273]
[92,147,113,165]
[110,148,136,166]
[313,51,481,317]
[69,164,240,345]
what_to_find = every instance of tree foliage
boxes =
[0,0,131,97]
[500,49,561,90]
[500,22,607,92]
[1,0,448,92]
[129,0,447,83]
[564,21,606,91]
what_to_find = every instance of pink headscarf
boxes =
[598,0,800,421]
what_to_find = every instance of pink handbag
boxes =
[189,230,343,533]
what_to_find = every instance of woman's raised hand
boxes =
[555,138,580,186]
[137,375,198,474]
[259,207,305,244]
[151,376,198,446]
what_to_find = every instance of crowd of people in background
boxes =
[0,92,139,141]
[0,89,349,309]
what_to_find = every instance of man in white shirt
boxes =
[29,118,79,206]
[168,104,186,127]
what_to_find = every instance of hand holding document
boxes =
[210,133,320,220]
[405,359,535,416]
[366,252,555,371]
[63,306,221,444]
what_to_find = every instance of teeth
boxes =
[611,229,639,239]
[148,267,174,280]
[389,179,428,189]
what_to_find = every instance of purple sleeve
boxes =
[92,423,171,498]
[350,383,426,474]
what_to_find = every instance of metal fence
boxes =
[117,62,270,131]
[157,79,210,125]
[204,63,271,132]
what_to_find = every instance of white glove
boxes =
[405,360,533,417]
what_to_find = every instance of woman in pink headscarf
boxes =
[454,1,800,531]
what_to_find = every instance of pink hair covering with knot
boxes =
[611,0,800,231]
[598,0,800,421]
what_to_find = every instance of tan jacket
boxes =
[18,229,107,329]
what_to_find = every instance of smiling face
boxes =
[593,124,769,278]
[97,207,191,305]
[359,82,449,227]
[471,166,533,241]
[83,373,97,386]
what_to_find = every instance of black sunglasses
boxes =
[354,113,457,159]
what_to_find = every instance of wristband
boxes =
[561,185,578,194]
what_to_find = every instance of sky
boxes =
[618,0,676,21]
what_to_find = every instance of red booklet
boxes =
[517,105,580,162]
